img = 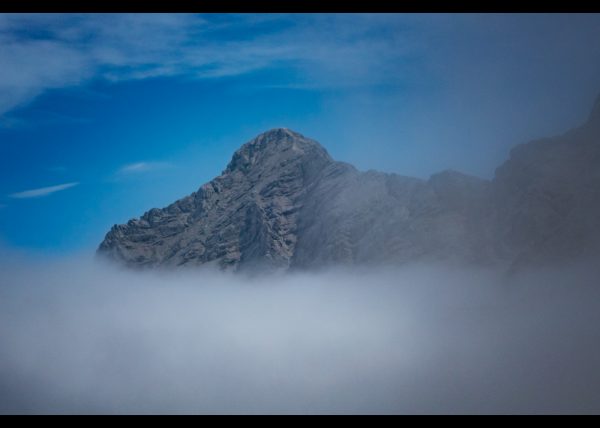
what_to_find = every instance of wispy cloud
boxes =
[117,161,173,175]
[0,14,416,118]
[8,182,79,199]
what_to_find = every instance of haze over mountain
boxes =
[98,97,600,272]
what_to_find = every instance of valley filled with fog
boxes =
[1,255,600,414]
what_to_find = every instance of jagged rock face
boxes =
[291,166,493,269]
[98,128,492,270]
[98,98,600,271]
[99,128,333,270]
[491,102,600,269]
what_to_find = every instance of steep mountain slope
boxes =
[99,129,332,269]
[98,98,600,271]
[491,96,600,269]
[98,128,491,270]
[291,166,492,269]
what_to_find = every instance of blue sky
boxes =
[1,13,600,254]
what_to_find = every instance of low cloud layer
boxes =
[1,256,600,414]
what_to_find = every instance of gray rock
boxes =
[99,128,332,270]
[98,98,600,272]
[491,98,600,270]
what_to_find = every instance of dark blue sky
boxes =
[1,13,600,254]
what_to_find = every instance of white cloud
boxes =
[8,182,79,199]
[0,14,415,118]
[117,161,173,175]
[1,257,600,413]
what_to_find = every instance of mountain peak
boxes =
[251,128,320,150]
[225,128,332,174]
[260,127,302,139]
[99,94,600,272]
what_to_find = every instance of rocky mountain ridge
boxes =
[98,100,600,272]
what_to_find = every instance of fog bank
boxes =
[1,257,600,414]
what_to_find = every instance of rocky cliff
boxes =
[98,99,600,271]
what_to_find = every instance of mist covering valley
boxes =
[1,254,600,414]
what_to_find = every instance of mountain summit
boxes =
[224,128,333,175]
[99,128,335,270]
[99,100,600,271]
